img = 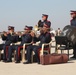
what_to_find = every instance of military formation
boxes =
[0,10,76,64]
[0,14,51,64]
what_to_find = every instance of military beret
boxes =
[24,26,33,30]
[8,26,14,30]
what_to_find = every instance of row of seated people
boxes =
[0,24,51,64]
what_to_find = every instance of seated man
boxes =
[7,26,33,63]
[2,26,18,62]
[0,33,5,50]
[24,23,51,64]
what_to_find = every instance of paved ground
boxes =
[0,42,76,75]
[0,58,76,75]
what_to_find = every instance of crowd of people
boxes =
[0,10,76,64]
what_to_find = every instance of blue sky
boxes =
[0,0,76,31]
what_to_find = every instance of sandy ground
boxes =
[0,42,76,75]
[0,60,76,75]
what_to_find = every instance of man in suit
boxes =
[24,23,51,64]
[2,26,18,62]
[56,28,62,36]
[7,26,33,63]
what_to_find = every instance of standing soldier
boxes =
[70,10,76,59]
[24,24,51,64]
[7,26,33,63]
[2,26,18,62]
[38,14,51,28]
[35,14,51,37]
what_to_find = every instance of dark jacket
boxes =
[20,33,32,46]
[71,17,76,27]
[33,32,51,47]
[2,33,18,46]
[38,20,51,27]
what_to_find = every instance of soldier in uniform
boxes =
[24,24,51,64]
[38,14,51,28]
[70,10,76,59]
[2,26,18,62]
[7,26,33,63]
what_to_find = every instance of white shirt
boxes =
[0,38,5,44]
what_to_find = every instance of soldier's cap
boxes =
[42,14,48,18]
[24,26,33,30]
[8,26,14,30]
[43,23,50,28]
[70,10,76,14]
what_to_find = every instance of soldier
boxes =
[38,14,51,28]
[2,26,18,62]
[70,10,76,26]
[24,24,51,64]
[70,10,76,59]
[7,26,33,63]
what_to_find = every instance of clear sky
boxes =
[0,0,76,31]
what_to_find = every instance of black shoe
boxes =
[38,62,40,64]
[70,56,76,59]
[3,60,7,62]
[15,61,20,63]
[23,61,32,64]
[6,60,12,63]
